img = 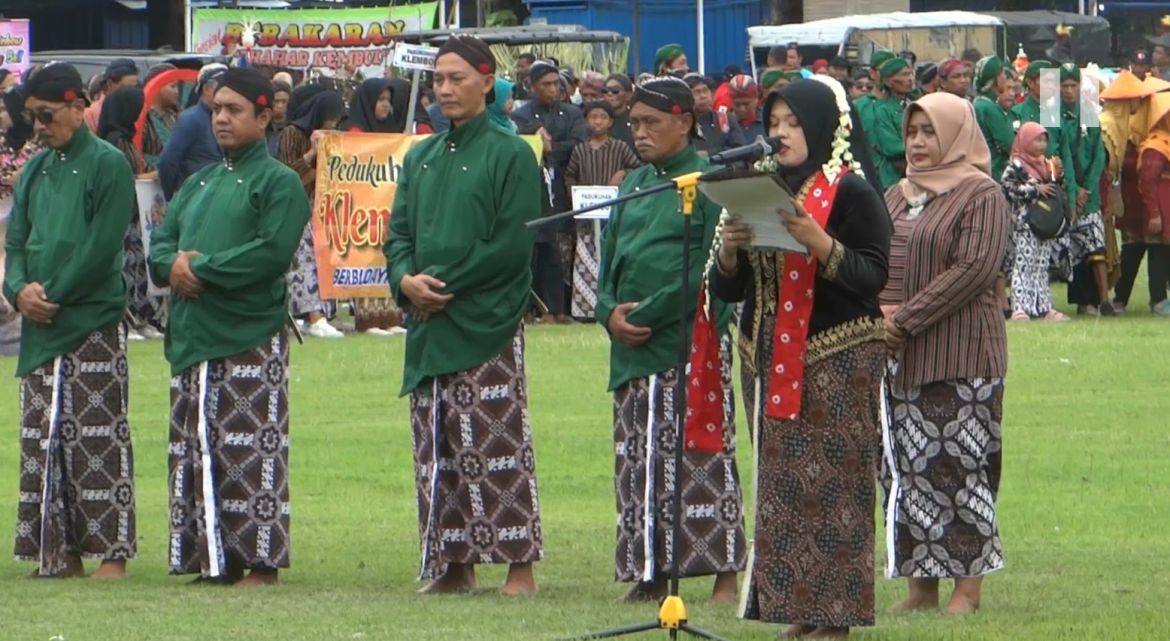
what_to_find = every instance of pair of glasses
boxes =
[22,104,68,126]
[602,87,623,94]
[855,83,873,90]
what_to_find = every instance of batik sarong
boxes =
[168,333,291,577]
[288,223,326,317]
[740,339,884,628]
[1010,219,1058,317]
[409,326,544,581]
[881,359,1005,579]
[14,324,136,575]
[123,200,167,329]
[613,334,746,583]
[1058,210,1106,275]
[571,219,603,320]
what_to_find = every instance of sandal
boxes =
[1009,310,1030,322]
[1043,310,1071,322]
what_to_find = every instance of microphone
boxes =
[708,135,781,165]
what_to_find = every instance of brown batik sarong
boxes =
[168,333,291,577]
[571,219,603,320]
[14,324,136,575]
[613,334,746,583]
[409,326,544,581]
[740,338,885,628]
[881,360,1005,579]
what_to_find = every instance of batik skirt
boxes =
[881,359,1005,579]
[1011,218,1058,317]
[571,220,604,321]
[123,201,166,329]
[613,334,746,583]
[1058,210,1106,276]
[14,325,136,575]
[740,339,884,628]
[168,333,291,577]
[288,222,326,317]
[408,326,544,581]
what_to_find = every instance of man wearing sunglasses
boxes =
[603,73,634,150]
[4,63,139,579]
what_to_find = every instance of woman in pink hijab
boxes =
[1002,121,1070,321]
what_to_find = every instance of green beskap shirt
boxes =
[1056,103,1106,216]
[596,146,731,392]
[2,125,135,377]
[870,96,908,191]
[385,110,541,396]
[1010,95,1060,156]
[974,93,1017,182]
[149,140,310,375]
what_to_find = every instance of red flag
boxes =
[684,285,725,453]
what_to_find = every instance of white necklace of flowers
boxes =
[699,75,861,321]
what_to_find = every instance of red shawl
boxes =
[685,168,845,451]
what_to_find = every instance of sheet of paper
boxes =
[698,175,807,254]
[572,185,619,220]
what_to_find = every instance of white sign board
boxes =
[135,179,171,297]
[393,44,438,71]
[572,185,620,220]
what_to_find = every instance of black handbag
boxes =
[1026,189,1070,240]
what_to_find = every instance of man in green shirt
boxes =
[596,77,745,604]
[1011,60,1059,155]
[869,56,916,190]
[972,55,1017,182]
[3,63,138,579]
[385,34,544,597]
[1053,63,1112,315]
[855,50,895,138]
[150,68,309,586]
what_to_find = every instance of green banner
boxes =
[191,3,438,75]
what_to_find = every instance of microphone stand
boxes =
[528,170,734,641]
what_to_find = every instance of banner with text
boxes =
[0,19,30,82]
[191,4,438,79]
[313,132,543,300]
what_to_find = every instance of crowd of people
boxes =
[0,24,1164,641]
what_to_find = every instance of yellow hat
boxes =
[1101,70,1152,101]
[1147,92,1170,129]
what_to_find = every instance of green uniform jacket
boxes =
[596,146,731,392]
[1010,95,1060,156]
[149,140,310,375]
[385,110,541,396]
[974,94,1017,181]
[1056,103,1106,216]
[870,97,907,191]
[2,125,135,377]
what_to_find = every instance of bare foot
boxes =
[945,594,979,614]
[234,569,279,587]
[27,556,85,579]
[778,624,816,639]
[805,627,849,639]
[620,579,667,603]
[891,595,939,611]
[419,564,477,595]
[710,572,738,604]
[90,560,128,579]
[500,562,538,596]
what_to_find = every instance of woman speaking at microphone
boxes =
[708,76,892,639]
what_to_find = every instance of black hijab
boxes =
[346,78,395,133]
[286,84,329,123]
[3,86,31,151]
[386,78,430,133]
[763,78,879,192]
[288,91,345,134]
[97,86,145,147]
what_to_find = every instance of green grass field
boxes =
[2,287,1170,641]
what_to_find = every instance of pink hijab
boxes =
[1011,122,1050,180]
[900,92,995,199]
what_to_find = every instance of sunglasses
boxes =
[855,83,874,90]
[22,104,69,126]
[602,87,624,94]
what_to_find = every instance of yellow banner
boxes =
[312,131,542,300]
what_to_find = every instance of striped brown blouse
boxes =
[276,125,315,194]
[564,138,640,187]
[881,178,1010,393]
